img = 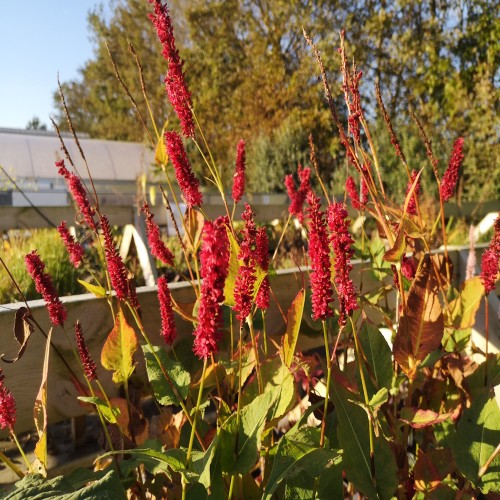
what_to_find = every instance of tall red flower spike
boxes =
[142,202,174,266]
[480,213,500,295]
[232,139,246,203]
[75,321,98,382]
[164,131,203,208]
[327,202,358,327]
[345,176,361,210]
[158,275,176,345]
[285,164,311,223]
[100,215,129,302]
[55,160,97,230]
[25,250,67,326]
[306,192,334,321]
[193,217,230,358]
[255,227,270,310]
[406,170,421,215]
[440,137,464,202]
[148,0,194,138]
[57,221,84,268]
[0,370,16,431]
[234,204,258,322]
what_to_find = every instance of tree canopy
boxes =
[54,0,499,202]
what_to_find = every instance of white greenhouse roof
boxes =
[0,128,154,181]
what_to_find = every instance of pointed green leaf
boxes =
[77,396,121,424]
[142,344,191,406]
[101,309,138,385]
[78,279,107,297]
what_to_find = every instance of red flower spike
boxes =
[57,221,84,268]
[164,131,202,208]
[346,176,361,210]
[440,137,464,202]
[306,192,334,321]
[100,215,129,302]
[193,217,230,358]
[232,139,246,203]
[25,250,67,326]
[148,0,194,138]
[285,164,311,223]
[480,213,500,294]
[255,227,270,310]
[142,202,174,266]
[406,170,421,215]
[157,276,176,345]
[75,321,97,382]
[55,160,97,230]
[327,202,358,327]
[0,370,16,431]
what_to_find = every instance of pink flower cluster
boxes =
[285,164,311,223]
[234,204,258,322]
[255,227,270,310]
[75,321,97,382]
[307,193,333,321]
[149,0,194,137]
[345,176,361,210]
[327,202,358,327]
[56,160,97,230]
[158,276,176,345]
[232,139,246,203]
[406,170,421,215]
[164,131,202,208]
[57,221,84,268]
[142,202,174,266]
[25,250,67,326]
[193,217,230,358]
[480,213,500,294]
[100,215,129,302]
[0,370,16,431]
[440,137,464,202]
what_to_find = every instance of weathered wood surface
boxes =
[0,248,498,435]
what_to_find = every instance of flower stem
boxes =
[10,431,31,473]
[319,320,331,448]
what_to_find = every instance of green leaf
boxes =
[77,396,120,424]
[101,309,138,385]
[330,383,398,499]
[155,121,169,166]
[453,392,500,493]
[78,279,107,297]
[263,426,342,499]
[282,288,305,367]
[221,363,295,475]
[358,323,393,396]
[368,388,389,409]
[445,277,484,330]
[142,345,191,406]
[3,470,126,499]
[399,407,455,428]
[190,435,218,489]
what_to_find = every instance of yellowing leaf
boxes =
[155,122,169,166]
[282,289,305,367]
[78,279,107,298]
[399,407,455,428]
[445,276,484,330]
[394,254,444,379]
[101,309,138,385]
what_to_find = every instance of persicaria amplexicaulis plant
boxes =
[2,3,499,498]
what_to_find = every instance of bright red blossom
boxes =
[0,370,16,431]
[75,321,97,382]
[193,217,230,358]
[440,137,464,202]
[327,202,358,327]
[307,192,334,321]
[142,202,174,266]
[25,250,67,326]
[480,213,500,294]
[255,227,270,310]
[57,221,84,268]
[345,176,361,210]
[100,215,129,302]
[148,0,194,137]
[232,139,246,203]
[158,276,176,345]
[56,160,97,230]
[285,164,311,223]
[164,131,202,208]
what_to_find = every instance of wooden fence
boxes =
[0,247,498,437]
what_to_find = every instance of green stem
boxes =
[0,448,24,478]
[271,213,292,264]
[11,432,31,473]
[247,315,263,394]
[319,320,331,448]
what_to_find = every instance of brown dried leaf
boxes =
[1,307,35,363]
[394,254,444,378]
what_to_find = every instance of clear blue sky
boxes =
[0,1,104,129]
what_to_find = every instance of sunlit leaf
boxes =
[282,288,305,367]
[101,309,138,385]
[154,121,169,166]
[399,407,455,428]
[394,254,444,378]
[1,307,34,363]
[77,396,121,424]
[445,276,484,330]
[78,279,107,298]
